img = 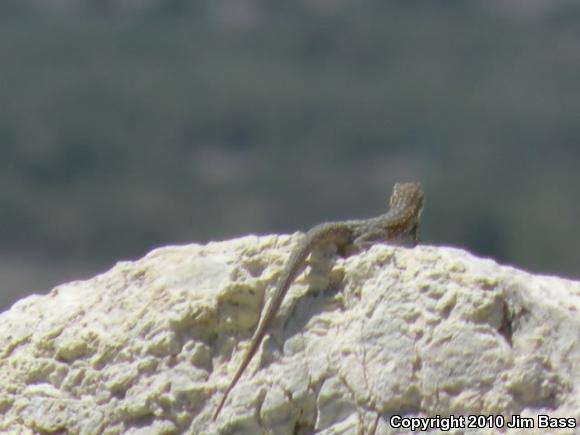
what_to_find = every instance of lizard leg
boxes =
[352,229,391,250]
[353,227,419,250]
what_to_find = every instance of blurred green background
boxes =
[1,0,579,311]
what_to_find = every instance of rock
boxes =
[0,234,579,434]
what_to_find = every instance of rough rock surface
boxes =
[0,234,579,434]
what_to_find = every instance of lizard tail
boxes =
[212,337,258,420]
[212,236,315,420]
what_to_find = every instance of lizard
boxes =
[212,182,424,420]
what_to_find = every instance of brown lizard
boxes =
[212,182,424,420]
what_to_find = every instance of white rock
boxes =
[0,235,579,434]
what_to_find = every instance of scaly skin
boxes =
[213,182,424,420]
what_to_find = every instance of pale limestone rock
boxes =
[0,234,579,434]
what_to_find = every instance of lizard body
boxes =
[213,182,424,420]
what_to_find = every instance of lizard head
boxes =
[390,182,424,218]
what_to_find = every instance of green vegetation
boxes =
[2,1,580,278]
